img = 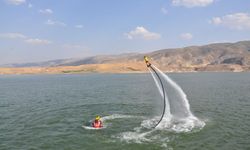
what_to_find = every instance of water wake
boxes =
[101,114,136,122]
[116,130,154,143]
[84,66,205,147]
[83,114,139,130]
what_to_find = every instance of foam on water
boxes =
[141,116,205,132]
[116,126,172,147]
[116,117,204,147]
[82,125,104,130]
[116,130,153,143]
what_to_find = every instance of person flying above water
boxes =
[144,56,151,67]
[92,116,103,128]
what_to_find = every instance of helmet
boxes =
[95,116,101,120]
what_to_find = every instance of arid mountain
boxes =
[1,40,250,74]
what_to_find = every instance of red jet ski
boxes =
[92,116,103,128]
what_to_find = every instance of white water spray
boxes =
[116,67,205,144]
[149,68,172,124]
[149,65,205,131]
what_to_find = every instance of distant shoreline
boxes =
[0,63,249,75]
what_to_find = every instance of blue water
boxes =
[0,73,250,150]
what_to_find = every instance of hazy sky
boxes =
[0,0,250,64]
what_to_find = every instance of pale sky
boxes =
[0,0,250,64]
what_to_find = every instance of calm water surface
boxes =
[0,73,249,150]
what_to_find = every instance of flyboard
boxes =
[144,56,166,128]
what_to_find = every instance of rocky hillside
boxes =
[2,40,250,73]
[151,41,250,65]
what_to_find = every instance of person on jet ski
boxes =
[92,116,103,128]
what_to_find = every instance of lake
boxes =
[0,73,249,150]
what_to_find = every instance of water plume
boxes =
[149,65,205,131]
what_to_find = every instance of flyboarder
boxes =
[144,56,166,128]
[92,116,103,128]
[144,56,151,67]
